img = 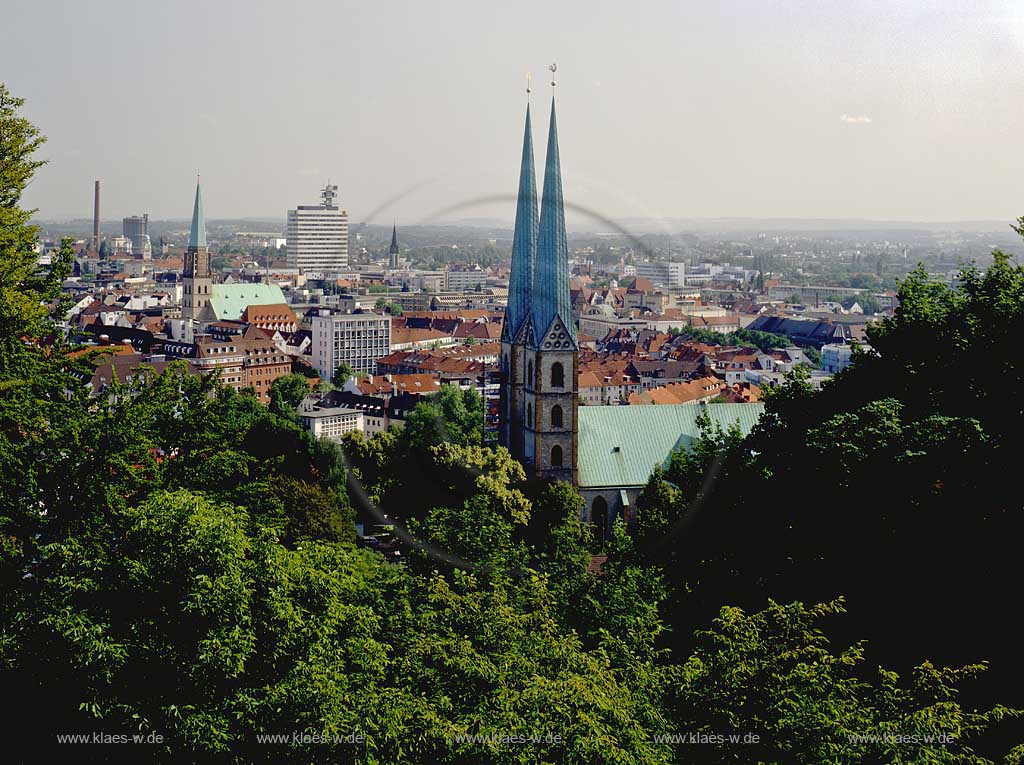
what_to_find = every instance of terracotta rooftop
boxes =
[357,373,441,396]
[628,376,723,406]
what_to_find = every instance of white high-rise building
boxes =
[286,183,349,273]
[445,264,486,291]
[122,214,152,259]
[635,260,686,288]
[311,310,392,379]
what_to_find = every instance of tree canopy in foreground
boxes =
[1,82,1022,764]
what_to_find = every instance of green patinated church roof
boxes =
[209,283,287,321]
[577,403,766,489]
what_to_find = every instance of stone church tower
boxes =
[181,180,212,342]
[500,98,579,484]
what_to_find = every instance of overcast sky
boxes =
[5,0,1024,226]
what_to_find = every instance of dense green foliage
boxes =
[0,84,73,340]
[638,254,1024,755]
[402,384,484,450]
[374,298,403,316]
[2,84,1022,763]
[268,372,312,416]
[679,325,799,353]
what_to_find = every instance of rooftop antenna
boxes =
[321,181,338,208]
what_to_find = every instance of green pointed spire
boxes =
[189,179,207,249]
[531,98,576,347]
[504,103,538,341]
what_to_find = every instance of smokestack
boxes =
[93,180,100,253]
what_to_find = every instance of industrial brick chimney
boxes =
[93,180,100,253]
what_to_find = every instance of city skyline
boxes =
[5,1,1024,225]
[4,5,1024,756]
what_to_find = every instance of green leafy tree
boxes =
[1,79,1022,764]
[667,599,1019,764]
[253,474,355,545]
[635,466,681,552]
[374,298,403,316]
[0,84,73,339]
[268,372,310,416]
[331,363,354,388]
[656,253,1024,714]
[402,385,483,450]
[681,326,796,353]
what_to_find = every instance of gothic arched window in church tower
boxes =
[526,402,533,427]
[551,404,563,428]
[527,359,534,385]
[551,361,564,388]
[551,444,563,468]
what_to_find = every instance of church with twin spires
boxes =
[499,97,579,485]
[498,93,766,538]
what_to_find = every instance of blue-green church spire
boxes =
[188,178,207,249]
[504,104,538,341]
[531,98,576,347]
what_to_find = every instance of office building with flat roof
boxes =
[311,310,392,379]
[286,183,349,273]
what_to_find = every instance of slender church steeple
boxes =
[389,223,400,269]
[502,103,538,343]
[499,94,539,458]
[182,178,212,342]
[530,97,576,349]
[188,179,207,250]
[502,72,579,486]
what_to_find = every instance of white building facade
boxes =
[821,342,864,374]
[299,406,364,441]
[286,184,349,272]
[635,260,686,288]
[445,265,486,291]
[311,311,392,379]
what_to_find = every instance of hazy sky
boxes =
[5,0,1024,226]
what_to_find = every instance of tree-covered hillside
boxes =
[2,83,1022,764]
